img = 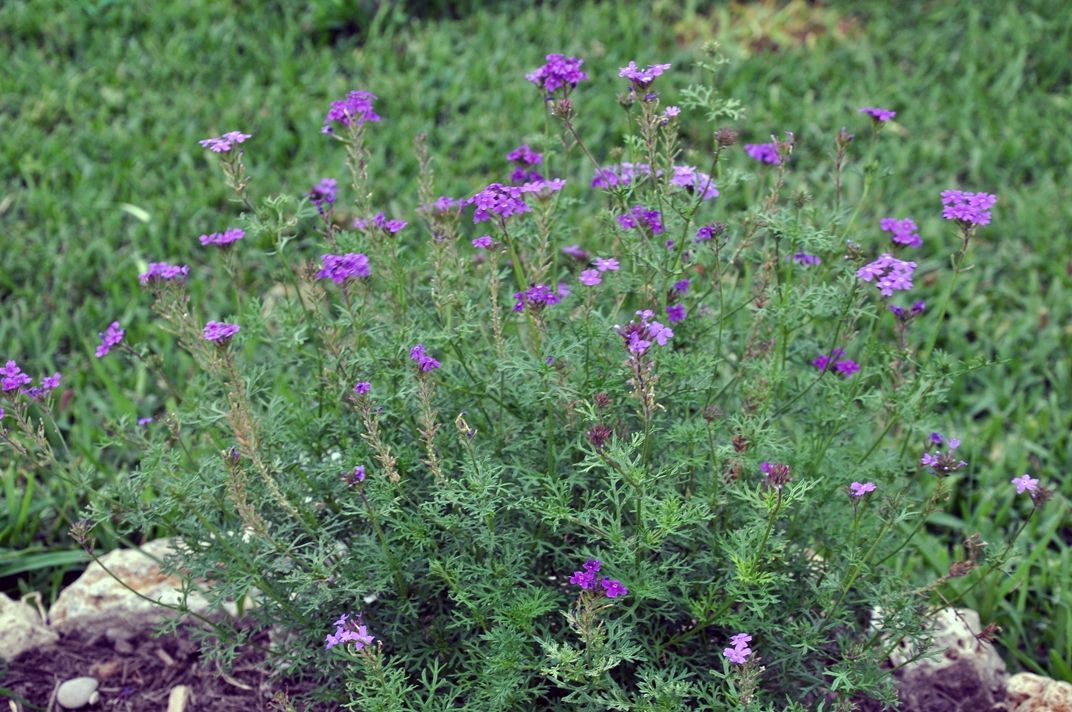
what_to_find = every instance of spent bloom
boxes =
[670,165,719,200]
[849,481,877,497]
[468,183,530,223]
[1,361,33,392]
[941,190,997,226]
[324,613,375,651]
[526,54,588,94]
[322,91,381,134]
[618,61,672,89]
[1010,474,1039,495]
[198,131,251,153]
[744,143,781,165]
[409,344,441,372]
[618,205,664,235]
[95,321,125,358]
[724,633,754,665]
[203,321,240,344]
[855,253,917,297]
[354,212,407,234]
[880,218,922,248]
[198,227,245,247]
[317,253,370,284]
[139,262,189,286]
[859,107,896,122]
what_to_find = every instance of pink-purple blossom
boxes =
[1,360,32,392]
[322,91,381,134]
[618,205,664,235]
[409,344,441,372]
[670,165,719,200]
[139,262,189,286]
[855,253,917,296]
[468,183,530,223]
[308,178,338,212]
[354,381,371,395]
[921,435,967,475]
[198,131,251,153]
[354,212,407,234]
[594,257,619,272]
[724,633,753,665]
[203,321,240,343]
[507,144,542,166]
[791,252,821,265]
[615,310,673,355]
[745,143,781,165]
[198,227,245,247]
[941,190,997,226]
[592,162,652,188]
[695,223,726,242]
[812,348,859,377]
[324,613,375,650]
[601,579,628,598]
[472,235,495,249]
[666,303,686,323]
[95,321,125,358]
[562,244,590,261]
[317,253,370,284]
[849,481,877,497]
[579,269,602,287]
[569,558,602,590]
[344,466,366,485]
[1011,474,1039,494]
[880,218,921,248]
[513,283,565,312]
[526,54,588,94]
[619,61,672,89]
[859,107,896,122]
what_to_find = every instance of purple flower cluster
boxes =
[760,461,792,489]
[507,144,544,184]
[203,321,240,343]
[744,143,781,165]
[139,262,189,286]
[198,131,251,153]
[579,270,601,287]
[308,178,338,212]
[615,310,673,355]
[670,165,719,200]
[568,559,628,598]
[921,433,967,475]
[666,303,686,323]
[526,54,588,94]
[562,244,589,261]
[1010,474,1038,494]
[812,348,860,377]
[322,91,381,134]
[344,466,366,486]
[618,205,664,235]
[409,344,441,372]
[879,218,921,248]
[513,283,566,312]
[941,190,997,226]
[317,253,370,284]
[618,61,672,89]
[855,253,917,297]
[354,380,371,395]
[20,372,62,401]
[95,321,125,358]
[859,107,896,122]
[592,162,652,188]
[325,613,374,650]
[354,212,407,234]
[849,481,877,497]
[790,252,821,266]
[662,106,681,120]
[198,227,245,247]
[724,633,753,665]
[695,223,726,243]
[468,183,531,223]
[472,235,495,250]
[421,196,461,215]
[1,360,33,392]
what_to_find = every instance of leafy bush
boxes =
[2,44,1054,710]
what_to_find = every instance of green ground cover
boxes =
[1,0,1069,680]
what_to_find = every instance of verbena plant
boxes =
[1,45,1052,710]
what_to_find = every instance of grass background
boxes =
[1,0,1069,680]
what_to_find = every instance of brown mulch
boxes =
[1,624,337,711]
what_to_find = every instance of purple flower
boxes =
[139,262,189,286]
[859,107,896,122]
[467,183,530,223]
[317,253,370,284]
[471,235,495,250]
[662,106,681,119]
[941,190,997,226]
[203,321,240,344]
[308,178,338,211]
[579,269,602,287]
[594,257,619,272]
[601,578,628,598]
[745,143,781,165]
[672,279,690,293]
[568,558,602,590]
[198,131,251,153]
[618,61,672,89]
[409,343,441,372]
[507,144,542,166]
[618,205,664,235]
[354,212,407,234]
[591,162,653,189]
[198,227,245,247]
[849,481,877,497]
[695,223,726,242]
[666,303,686,323]
[790,252,821,265]
[930,432,944,445]
[354,381,371,395]
[615,310,673,355]
[812,348,858,377]
[526,54,588,94]
[879,218,921,248]
[518,178,566,198]
[322,91,381,134]
[421,196,461,215]
[324,612,375,650]
[95,321,125,358]
[137,416,153,427]
[855,253,917,297]
[670,165,719,200]
[513,283,563,312]
[1011,474,1039,494]
[562,244,590,261]
[921,436,967,475]
[344,466,366,486]
[724,633,754,665]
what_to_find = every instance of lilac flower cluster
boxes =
[198,131,251,153]
[617,205,664,235]
[325,613,374,650]
[322,91,381,134]
[308,178,338,212]
[859,107,896,122]
[95,321,125,358]
[471,235,495,250]
[695,223,726,243]
[354,380,371,395]
[507,144,543,184]
[568,559,628,598]
[139,262,189,286]
[618,61,672,90]
[760,461,792,489]
[203,321,240,344]
[317,253,370,284]
[409,344,441,372]
[744,143,781,165]
[1010,474,1038,494]
[666,303,686,323]
[921,433,967,475]
[849,481,877,497]
[343,466,366,486]
[723,633,753,665]
[670,165,719,200]
[790,252,821,266]
[812,348,860,376]
[526,54,588,94]
[591,162,652,188]
[198,227,245,247]
[517,177,566,199]
[1,361,33,392]
[855,253,917,296]
[513,283,566,312]
[941,190,997,226]
[354,212,407,234]
[615,310,673,355]
[880,218,922,248]
[562,244,589,261]
[579,257,619,287]
[421,196,461,215]
[468,183,531,223]
[20,372,62,401]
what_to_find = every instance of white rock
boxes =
[1006,672,1072,712]
[167,684,193,712]
[56,676,99,709]
[0,591,58,660]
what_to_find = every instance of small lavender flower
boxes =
[859,107,896,122]
[409,344,441,372]
[468,183,530,223]
[662,106,681,119]
[199,131,251,153]
[308,178,338,212]
[601,578,628,598]
[203,321,240,344]
[139,262,189,286]
[618,205,664,235]
[670,165,719,200]
[526,54,588,94]
[1010,474,1039,494]
[579,269,602,287]
[618,61,672,89]
[791,252,821,265]
[1,361,34,392]
[354,381,371,395]
[849,481,877,497]
[507,144,542,166]
[198,227,245,247]
[880,218,922,248]
[324,612,375,650]
[317,253,370,284]
[594,257,619,272]
[941,190,997,226]
[615,310,673,356]
[812,348,859,377]
[95,321,125,358]
[471,236,495,250]
[695,223,726,242]
[666,303,686,323]
[591,162,653,189]
[354,212,407,234]
[921,436,967,475]
[513,283,564,312]
[344,466,366,486]
[568,558,602,590]
[745,143,781,165]
[724,633,753,665]
[137,416,153,427]
[518,178,566,198]
[322,91,381,134]
[562,244,589,261]
[855,253,917,296]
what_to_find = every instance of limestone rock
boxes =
[1006,672,1072,712]
[56,676,99,709]
[0,591,58,660]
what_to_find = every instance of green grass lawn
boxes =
[2,0,1069,680]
